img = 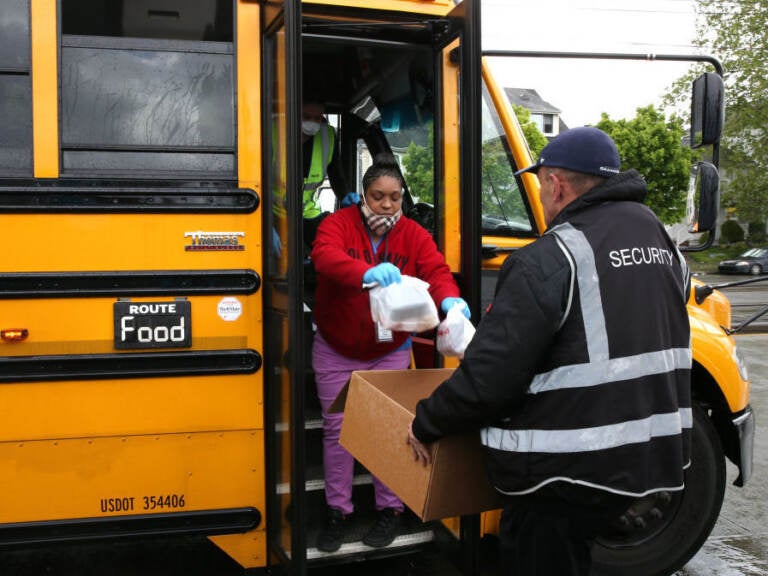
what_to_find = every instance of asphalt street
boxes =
[676,331,768,576]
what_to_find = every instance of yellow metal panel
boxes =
[479,238,536,271]
[209,531,267,569]
[30,0,59,178]
[303,0,455,16]
[238,1,262,188]
[443,356,460,369]
[236,3,266,345]
[0,213,260,272]
[441,39,461,271]
[0,373,263,441]
[0,295,258,354]
[690,278,731,329]
[440,516,460,537]
[274,28,290,277]
[689,306,750,412]
[0,430,265,523]
[481,509,502,536]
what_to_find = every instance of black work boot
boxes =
[316,507,346,552]
[362,508,401,548]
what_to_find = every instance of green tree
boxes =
[596,106,694,224]
[402,107,547,214]
[690,1,768,226]
[481,135,521,224]
[401,128,434,203]
[479,105,548,229]
[513,104,548,157]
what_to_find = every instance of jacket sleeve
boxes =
[311,210,370,288]
[410,224,460,306]
[413,243,571,443]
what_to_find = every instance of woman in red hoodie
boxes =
[310,158,469,552]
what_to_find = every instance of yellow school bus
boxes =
[0,1,753,575]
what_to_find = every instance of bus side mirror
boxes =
[690,72,724,148]
[687,161,719,234]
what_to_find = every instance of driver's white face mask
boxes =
[302,120,322,136]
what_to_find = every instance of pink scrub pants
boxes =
[312,332,409,516]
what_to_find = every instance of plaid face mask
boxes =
[360,199,402,236]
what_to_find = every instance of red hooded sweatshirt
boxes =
[311,205,460,360]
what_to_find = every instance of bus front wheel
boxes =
[591,405,726,576]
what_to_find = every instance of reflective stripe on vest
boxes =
[302,123,334,219]
[480,222,692,454]
[481,408,692,453]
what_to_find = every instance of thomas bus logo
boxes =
[185,231,245,251]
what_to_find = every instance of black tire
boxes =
[591,406,726,576]
[749,264,762,276]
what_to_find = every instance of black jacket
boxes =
[413,170,692,497]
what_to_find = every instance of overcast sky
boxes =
[481,0,704,126]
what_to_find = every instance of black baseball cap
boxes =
[514,126,621,178]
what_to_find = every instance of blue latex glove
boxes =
[341,192,360,207]
[272,227,282,258]
[441,297,471,319]
[363,263,402,287]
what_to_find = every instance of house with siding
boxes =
[503,87,567,139]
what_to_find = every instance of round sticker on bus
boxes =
[217,297,242,321]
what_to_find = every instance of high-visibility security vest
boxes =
[302,122,335,219]
[480,216,692,497]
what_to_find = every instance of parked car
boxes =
[717,247,768,275]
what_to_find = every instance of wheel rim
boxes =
[596,490,684,549]
[750,264,761,275]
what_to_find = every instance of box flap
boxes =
[349,368,454,414]
[328,380,350,414]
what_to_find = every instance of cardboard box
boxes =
[330,368,502,521]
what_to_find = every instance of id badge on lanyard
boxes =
[376,322,393,342]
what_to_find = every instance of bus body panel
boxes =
[0,374,263,441]
[0,430,265,524]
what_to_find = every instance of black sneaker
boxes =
[316,508,345,552]
[362,508,401,548]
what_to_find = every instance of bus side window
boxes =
[59,0,235,181]
[0,0,32,177]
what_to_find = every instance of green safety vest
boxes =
[302,123,334,219]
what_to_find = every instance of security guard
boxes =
[407,127,692,576]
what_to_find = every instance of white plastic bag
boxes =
[369,275,439,333]
[436,302,475,357]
